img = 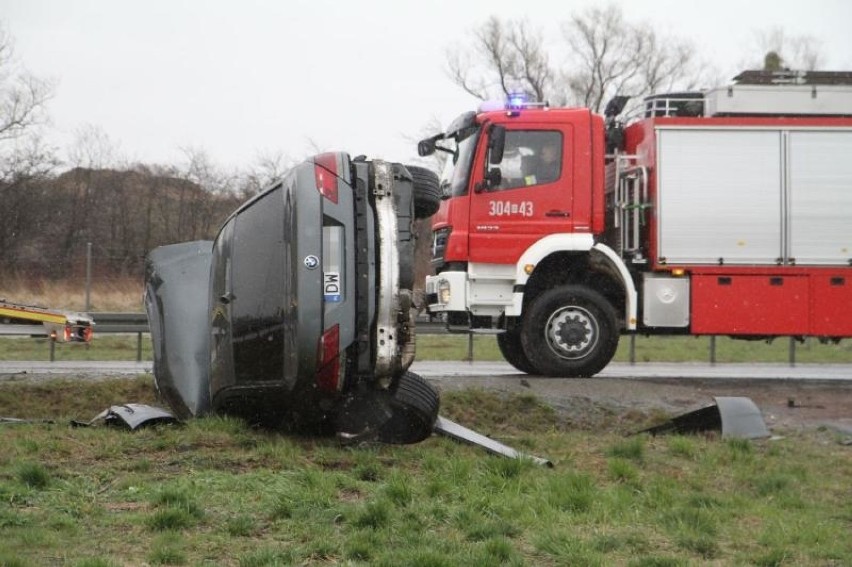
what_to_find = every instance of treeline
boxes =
[0,164,244,280]
[0,160,436,287]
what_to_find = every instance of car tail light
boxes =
[62,325,93,343]
[314,153,339,204]
[316,324,341,392]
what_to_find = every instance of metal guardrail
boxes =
[1,312,807,366]
[90,312,149,333]
[95,314,446,335]
[0,312,447,337]
[0,312,148,336]
[0,312,149,361]
[0,324,47,336]
[0,313,450,363]
[90,313,149,362]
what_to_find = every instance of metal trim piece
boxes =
[641,396,770,439]
[372,160,401,377]
[434,416,553,466]
[714,396,771,439]
[79,404,178,430]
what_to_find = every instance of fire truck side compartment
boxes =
[650,123,852,337]
[704,84,852,117]
[691,274,809,335]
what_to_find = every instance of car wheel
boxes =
[376,371,440,444]
[406,165,441,219]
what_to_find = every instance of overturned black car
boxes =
[144,153,442,443]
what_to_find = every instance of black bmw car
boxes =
[144,153,441,443]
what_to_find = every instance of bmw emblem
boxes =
[304,255,320,270]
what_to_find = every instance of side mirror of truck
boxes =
[488,125,506,164]
[418,138,436,157]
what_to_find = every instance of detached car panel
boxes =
[144,240,213,419]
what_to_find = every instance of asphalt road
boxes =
[0,360,850,381]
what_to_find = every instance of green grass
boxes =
[1,378,851,566]
[416,333,852,363]
[0,335,152,362]
[0,332,850,364]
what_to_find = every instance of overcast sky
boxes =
[2,0,850,170]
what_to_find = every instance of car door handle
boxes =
[545,210,570,217]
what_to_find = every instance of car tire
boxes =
[406,165,441,220]
[376,371,440,444]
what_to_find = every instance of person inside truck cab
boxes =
[522,136,561,185]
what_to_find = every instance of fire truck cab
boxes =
[422,71,852,377]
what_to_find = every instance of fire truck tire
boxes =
[406,165,441,219]
[497,327,540,375]
[376,371,440,444]
[520,285,619,377]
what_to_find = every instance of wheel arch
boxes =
[513,238,637,331]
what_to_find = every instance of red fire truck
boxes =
[420,70,852,377]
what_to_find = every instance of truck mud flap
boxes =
[144,241,213,419]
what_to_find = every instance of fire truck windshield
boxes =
[439,126,479,197]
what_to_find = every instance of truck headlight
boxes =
[438,279,451,305]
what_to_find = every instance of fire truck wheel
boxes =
[497,326,541,375]
[520,285,619,377]
[376,371,440,444]
[406,165,441,219]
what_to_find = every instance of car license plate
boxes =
[324,272,341,302]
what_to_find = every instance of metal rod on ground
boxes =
[137,332,143,362]
[710,336,717,365]
[85,242,92,312]
[789,337,796,367]
[467,332,474,363]
[49,338,56,362]
[629,334,636,365]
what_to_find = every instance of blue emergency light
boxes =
[507,92,528,109]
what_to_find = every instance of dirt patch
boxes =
[3,370,851,438]
[429,375,852,436]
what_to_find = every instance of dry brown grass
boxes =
[0,277,143,312]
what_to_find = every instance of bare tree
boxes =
[750,27,824,71]
[0,24,56,182]
[236,150,295,198]
[563,5,712,112]
[0,135,58,271]
[562,5,645,111]
[0,25,53,143]
[67,124,120,169]
[0,24,57,276]
[447,17,554,102]
[175,147,227,241]
[446,6,710,114]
